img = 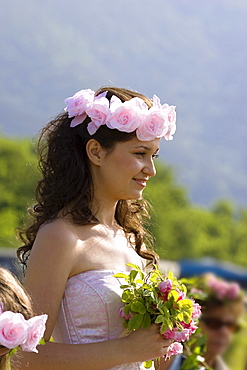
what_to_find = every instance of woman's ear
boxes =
[86,139,105,166]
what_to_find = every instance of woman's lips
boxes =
[133,178,148,187]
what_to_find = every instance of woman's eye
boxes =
[136,152,145,157]
[152,154,159,159]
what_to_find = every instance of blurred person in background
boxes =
[159,273,245,370]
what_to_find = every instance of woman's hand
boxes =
[121,324,173,363]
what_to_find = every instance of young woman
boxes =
[16,86,177,369]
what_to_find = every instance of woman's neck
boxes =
[91,199,117,228]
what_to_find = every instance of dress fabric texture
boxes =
[53,269,154,370]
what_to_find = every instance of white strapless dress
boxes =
[53,269,154,370]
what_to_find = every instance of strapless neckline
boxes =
[68,268,132,280]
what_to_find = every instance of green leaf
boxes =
[155,315,164,324]
[9,346,19,357]
[167,270,175,280]
[130,301,146,314]
[129,270,138,283]
[126,263,140,270]
[183,312,192,324]
[177,299,193,310]
[168,289,180,302]
[123,304,131,316]
[149,271,160,282]
[143,360,153,368]
[114,273,129,279]
[141,313,151,328]
[161,320,169,333]
[136,279,144,284]
[122,290,134,302]
[177,312,184,321]
[128,314,144,331]
[39,337,46,345]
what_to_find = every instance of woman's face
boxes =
[200,305,238,357]
[93,136,160,202]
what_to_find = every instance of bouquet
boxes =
[115,264,201,369]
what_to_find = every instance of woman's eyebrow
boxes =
[134,145,160,152]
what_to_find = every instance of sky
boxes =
[0,0,246,207]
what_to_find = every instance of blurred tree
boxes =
[145,161,247,267]
[0,138,247,268]
[0,136,39,248]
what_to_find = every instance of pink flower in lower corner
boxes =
[164,328,190,342]
[119,307,133,320]
[0,311,28,349]
[166,341,183,359]
[21,314,48,353]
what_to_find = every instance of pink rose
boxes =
[164,328,190,342]
[119,307,133,320]
[158,280,173,294]
[192,302,201,319]
[0,311,28,349]
[107,96,144,133]
[136,107,168,141]
[86,96,111,135]
[21,314,48,353]
[163,105,176,141]
[158,279,173,301]
[64,89,95,127]
[166,341,183,359]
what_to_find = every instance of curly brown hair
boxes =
[17,86,158,268]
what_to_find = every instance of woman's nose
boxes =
[143,158,156,177]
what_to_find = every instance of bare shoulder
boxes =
[36,217,78,244]
[27,218,81,278]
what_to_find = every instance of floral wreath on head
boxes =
[0,303,47,357]
[183,273,244,304]
[64,88,176,141]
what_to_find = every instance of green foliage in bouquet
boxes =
[115,264,201,368]
[115,263,193,333]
